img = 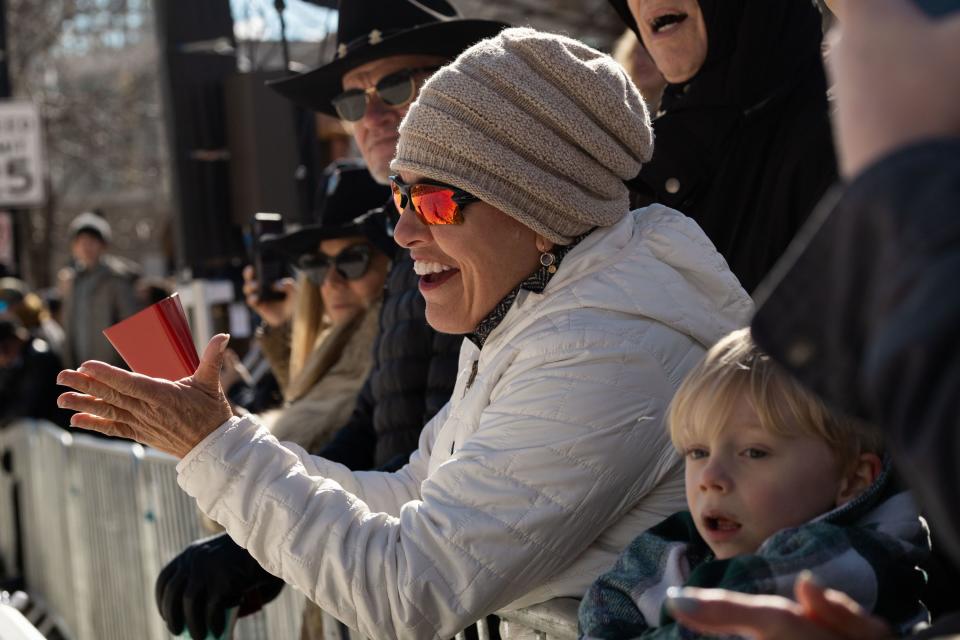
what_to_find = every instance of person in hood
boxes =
[608,0,837,292]
[579,329,929,639]
[57,28,752,640]
[612,29,667,112]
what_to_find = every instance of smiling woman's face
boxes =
[627,0,708,84]
[392,171,544,335]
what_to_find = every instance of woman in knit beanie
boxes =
[58,28,751,640]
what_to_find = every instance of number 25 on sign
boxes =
[0,101,47,208]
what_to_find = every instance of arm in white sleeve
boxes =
[177,334,678,640]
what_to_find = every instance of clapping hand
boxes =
[57,334,234,459]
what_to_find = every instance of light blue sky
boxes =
[230,0,336,42]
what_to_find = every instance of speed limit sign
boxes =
[0,101,46,208]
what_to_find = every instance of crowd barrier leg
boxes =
[20,422,79,636]
[0,423,25,589]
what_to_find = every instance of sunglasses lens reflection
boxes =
[390,177,466,226]
[391,181,406,214]
[297,245,371,284]
[332,90,366,122]
[331,72,416,122]
[377,73,415,106]
[412,185,461,225]
[336,247,371,279]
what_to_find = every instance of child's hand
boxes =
[665,573,893,640]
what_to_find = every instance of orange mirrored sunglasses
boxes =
[389,175,479,225]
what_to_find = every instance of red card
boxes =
[102,293,199,380]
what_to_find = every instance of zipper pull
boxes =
[464,360,479,392]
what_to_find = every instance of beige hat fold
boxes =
[392,27,655,244]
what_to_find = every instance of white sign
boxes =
[0,210,13,269]
[0,101,46,208]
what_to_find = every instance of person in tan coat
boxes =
[240,162,392,453]
[215,162,393,638]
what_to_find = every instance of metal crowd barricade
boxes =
[0,422,23,585]
[0,419,304,640]
[0,420,580,640]
[497,600,580,639]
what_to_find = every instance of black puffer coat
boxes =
[612,0,837,292]
[317,247,462,471]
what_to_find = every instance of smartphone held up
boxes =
[250,212,287,302]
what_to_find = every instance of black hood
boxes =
[608,0,825,113]
[664,0,825,112]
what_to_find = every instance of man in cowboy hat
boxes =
[271,0,505,184]
[153,3,506,639]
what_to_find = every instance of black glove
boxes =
[155,532,285,639]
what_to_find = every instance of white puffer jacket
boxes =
[177,205,753,640]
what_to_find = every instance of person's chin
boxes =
[662,66,698,84]
[367,159,394,184]
[645,42,701,84]
[327,305,361,325]
[364,143,399,179]
[424,303,473,335]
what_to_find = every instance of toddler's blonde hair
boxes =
[669,328,882,468]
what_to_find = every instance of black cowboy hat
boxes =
[261,161,395,260]
[268,0,507,116]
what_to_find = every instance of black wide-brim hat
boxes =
[268,0,507,116]
[261,161,395,260]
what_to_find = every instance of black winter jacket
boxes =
[751,140,960,635]
[318,247,462,471]
[623,0,837,292]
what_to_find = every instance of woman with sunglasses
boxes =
[227,163,393,639]
[58,29,751,639]
[241,162,393,455]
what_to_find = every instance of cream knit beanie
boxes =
[391,27,654,245]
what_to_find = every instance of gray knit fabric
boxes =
[391,27,654,244]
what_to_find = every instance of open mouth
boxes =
[704,516,741,532]
[414,260,459,287]
[650,12,688,34]
[421,271,457,286]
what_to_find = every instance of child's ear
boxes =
[835,453,883,506]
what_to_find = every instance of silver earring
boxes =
[539,251,557,274]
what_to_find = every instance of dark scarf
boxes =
[467,231,591,349]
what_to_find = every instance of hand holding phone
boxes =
[241,265,296,328]
[251,212,287,303]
